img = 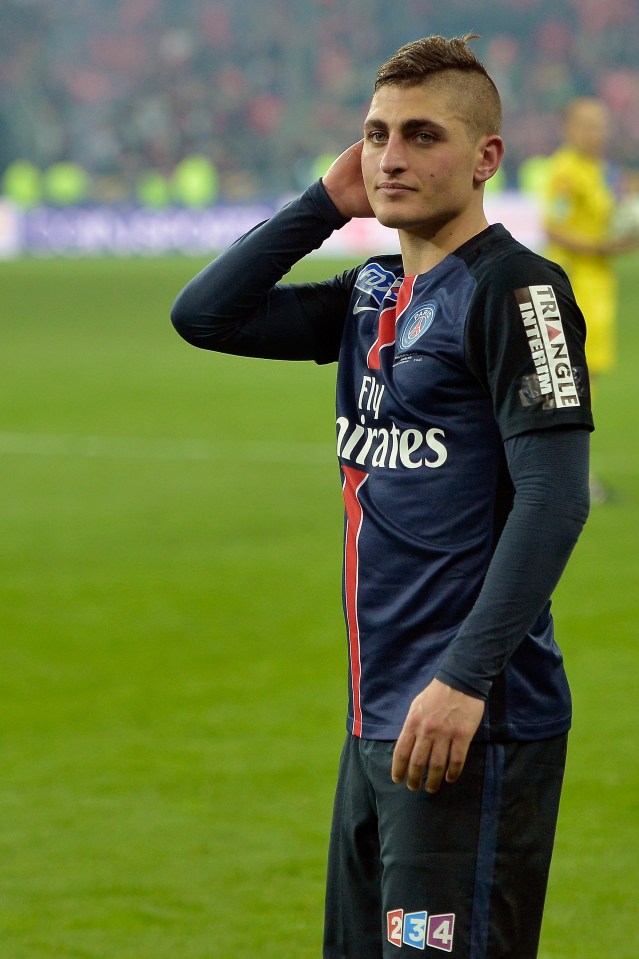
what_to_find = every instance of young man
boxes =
[172,35,592,959]
[544,97,637,502]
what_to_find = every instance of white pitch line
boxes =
[0,432,334,465]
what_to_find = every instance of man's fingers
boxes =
[406,740,433,791]
[424,743,450,794]
[391,731,415,784]
[414,741,467,794]
[394,737,470,794]
[392,683,484,793]
[444,747,467,785]
[393,734,434,791]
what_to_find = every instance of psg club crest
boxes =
[400,302,437,350]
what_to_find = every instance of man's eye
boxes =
[368,131,387,143]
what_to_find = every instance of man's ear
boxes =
[474,135,505,185]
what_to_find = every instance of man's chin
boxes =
[373,209,415,230]
[372,199,429,232]
[373,205,453,237]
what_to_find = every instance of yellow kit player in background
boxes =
[544,97,638,503]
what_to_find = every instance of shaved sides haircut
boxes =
[374,34,502,140]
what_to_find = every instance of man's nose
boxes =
[379,135,409,174]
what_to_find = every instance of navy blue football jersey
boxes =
[333,231,592,741]
[171,182,593,744]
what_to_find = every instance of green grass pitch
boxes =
[1,249,638,958]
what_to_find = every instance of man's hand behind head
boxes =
[322,140,375,219]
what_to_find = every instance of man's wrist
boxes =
[311,178,351,226]
[434,668,490,701]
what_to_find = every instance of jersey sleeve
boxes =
[464,253,594,440]
[435,426,590,699]
[171,180,360,364]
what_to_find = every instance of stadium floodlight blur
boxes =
[1,0,638,255]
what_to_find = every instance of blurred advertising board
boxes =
[0,202,21,258]
[0,192,543,258]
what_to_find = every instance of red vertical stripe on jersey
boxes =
[367,274,417,369]
[342,465,368,738]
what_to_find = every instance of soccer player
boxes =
[172,35,592,959]
[543,97,637,502]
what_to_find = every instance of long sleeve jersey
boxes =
[172,180,593,742]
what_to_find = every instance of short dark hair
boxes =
[374,34,502,138]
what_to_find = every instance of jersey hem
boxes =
[347,714,572,743]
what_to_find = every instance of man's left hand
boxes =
[392,680,486,794]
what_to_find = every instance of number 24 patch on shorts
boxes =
[387,909,455,952]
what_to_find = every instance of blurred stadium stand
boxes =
[1,0,638,256]
[2,0,639,205]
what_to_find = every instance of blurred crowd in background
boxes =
[2,0,639,206]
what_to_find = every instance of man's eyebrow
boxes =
[363,116,447,135]
[363,117,388,131]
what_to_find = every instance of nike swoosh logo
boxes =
[353,299,379,315]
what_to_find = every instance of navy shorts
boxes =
[323,732,567,959]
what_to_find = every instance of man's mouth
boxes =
[377,182,414,196]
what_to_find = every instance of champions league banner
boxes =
[0,193,543,259]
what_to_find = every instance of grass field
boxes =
[1,249,638,958]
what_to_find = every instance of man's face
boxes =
[361,81,488,237]
[566,101,610,158]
